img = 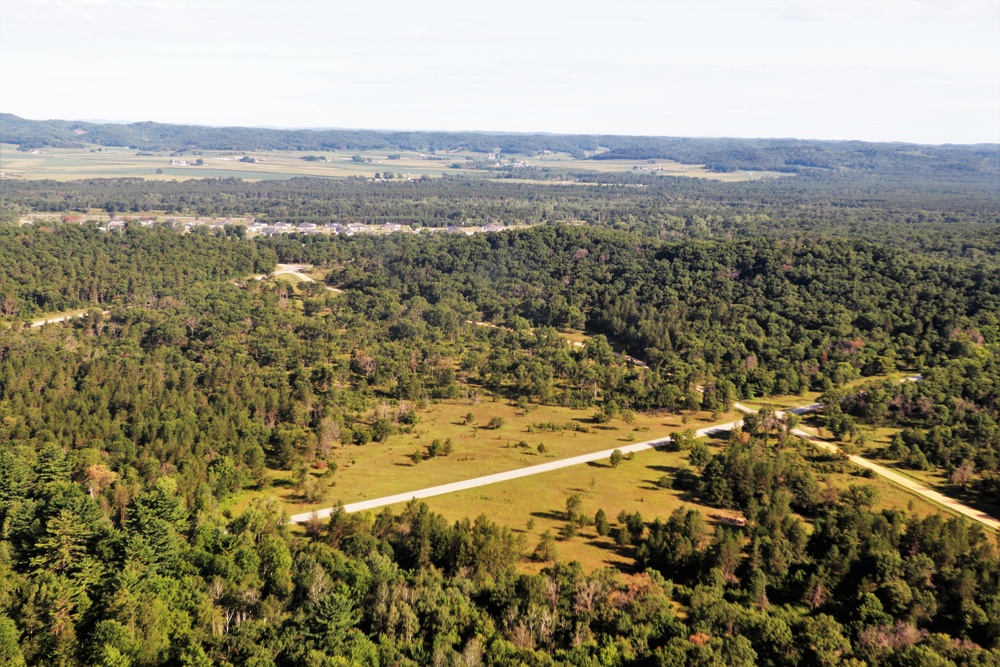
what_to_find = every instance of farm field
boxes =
[0,142,789,182]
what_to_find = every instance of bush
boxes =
[533,531,558,562]
[595,509,610,536]
[689,442,711,468]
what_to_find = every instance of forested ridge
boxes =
[3,113,998,176]
[0,221,998,665]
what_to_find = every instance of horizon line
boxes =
[4,112,997,148]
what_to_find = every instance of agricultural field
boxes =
[0,142,788,182]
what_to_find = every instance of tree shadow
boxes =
[529,509,567,522]
[582,537,641,571]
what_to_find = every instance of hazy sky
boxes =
[2,0,998,143]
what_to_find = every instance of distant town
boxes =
[20,215,517,237]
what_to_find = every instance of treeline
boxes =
[263,226,1000,401]
[593,136,1000,175]
[3,176,998,259]
[0,224,275,318]
[2,394,999,665]
[4,113,998,176]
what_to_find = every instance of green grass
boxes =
[227,398,737,518]
[394,434,947,573]
[237,396,953,574]
[417,444,725,573]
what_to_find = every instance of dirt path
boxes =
[29,310,110,327]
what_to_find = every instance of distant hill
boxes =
[1,113,997,177]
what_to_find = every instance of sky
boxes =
[1,0,998,144]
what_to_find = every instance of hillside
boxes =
[3,113,997,177]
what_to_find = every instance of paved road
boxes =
[257,264,342,292]
[731,401,999,531]
[30,310,110,328]
[289,417,740,522]
[293,394,999,531]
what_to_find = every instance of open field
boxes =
[528,154,791,181]
[0,143,789,182]
[416,444,730,573]
[229,397,735,518]
[256,389,953,573]
[326,429,946,574]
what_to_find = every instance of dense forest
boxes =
[2,176,998,262]
[3,113,998,176]
[0,220,998,665]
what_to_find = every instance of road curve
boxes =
[732,402,999,531]
[289,417,742,523]
[293,397,999,531]
[257,264,342,292]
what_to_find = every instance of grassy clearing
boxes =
[857,431,1000,521]
[800,416,1000,525]
[398,433,945,573]
[265,402,950,574]
[419,445,711,573]
[738,372,918,414]
[228,397,737,518]
[272,272,308,285]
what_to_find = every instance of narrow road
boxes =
[731,402,1000,531]
[30,310,110,328]
[290,417,741,522]
[797,430,999,530]
[257,264,342,292]
[293,397,999,531]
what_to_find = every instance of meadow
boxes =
[231,393,732,517]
